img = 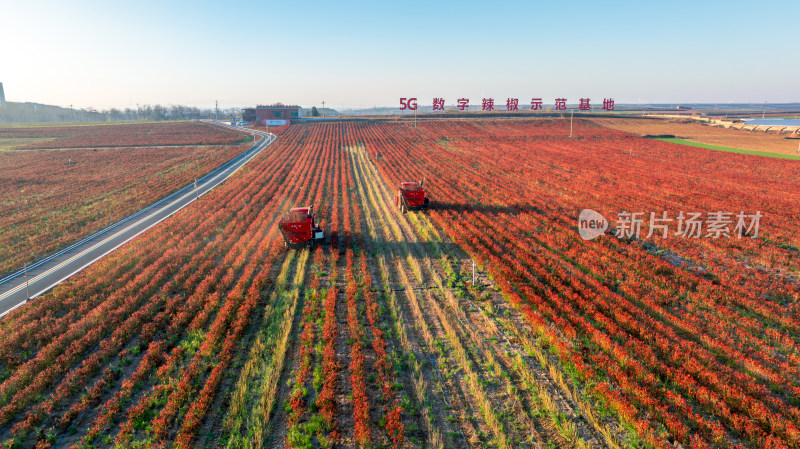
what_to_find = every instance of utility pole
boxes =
[215,100,219,120]
[322,101,325,118]
[569,109,574,138]
[24,262,30,300]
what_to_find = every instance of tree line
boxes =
[0,102,238,124]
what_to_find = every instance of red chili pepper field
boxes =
[1,117,798,449]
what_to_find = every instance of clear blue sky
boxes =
[2,0,798,110]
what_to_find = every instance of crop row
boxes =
[0,123,343,447]
[0,138,250,274]
[340,118,799,449]
[1,121,246,148]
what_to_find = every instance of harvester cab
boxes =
[279,206,325,248]
[394,178,430,213]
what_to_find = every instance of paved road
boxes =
[0,122,274,318]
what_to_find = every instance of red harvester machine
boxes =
[279,206,325,248]
[394,178,430,213]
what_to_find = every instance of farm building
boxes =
[242,104,300,124]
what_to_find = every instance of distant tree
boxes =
[0,101,223,123]
[311,106,320,117]
[108,108,123,121]
[170,105,185,119]
[151,104,167,121]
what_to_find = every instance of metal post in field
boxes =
[472,260,476,286]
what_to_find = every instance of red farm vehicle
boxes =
[279,206,325,248]
[394,179,430,213]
